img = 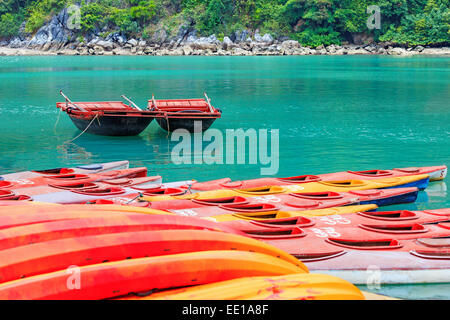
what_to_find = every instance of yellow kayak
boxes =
[122,273,365,300]
[202,204,378,222]
[140,174,429,202]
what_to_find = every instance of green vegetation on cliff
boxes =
[1,0,449,46]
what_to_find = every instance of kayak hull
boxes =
[0,160,129,181]
[0,251,304,300]
[188,165,445,191]
[359,189,418,206]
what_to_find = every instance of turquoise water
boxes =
[0,55,449,299]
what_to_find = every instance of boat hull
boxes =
[69,114,154,136]
[156,117,218,132]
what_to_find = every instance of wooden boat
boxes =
[149,93,222,132]
[57,92,164,136]
[57,91,221,136]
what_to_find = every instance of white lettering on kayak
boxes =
[318,215,352,225]
[311,227,341,238]
[13,179,34,185]
[170,209,198,216]
[252,195,281,203]
[285,185,305,192]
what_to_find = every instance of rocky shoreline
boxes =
[1,40,449,56]
[1,7,448,57]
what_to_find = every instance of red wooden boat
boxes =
[148,93,222,132]
[57,92,221,136]
[57,92,165,136]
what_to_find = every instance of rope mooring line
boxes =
[64,113,99,144]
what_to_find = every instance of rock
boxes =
[377,47,386,54]
[175,25,196,46]
[171,48,184,55]
[150,28,168,45]
[127,39,138,47]
[93,45,104,55]
[281,40,300,50]
[42,42,52,51]
[28,6,78,49]
[232,47,251,56]
[87,37,100,48]
[96,40,114,51]
[138,40,147,47]
[254,33,263,42]
[347,47,369,55]
[334,48,347,55]
[181,45,193,55]
[316,44,324,50]
[190,35,219,50]
[364,44,377,53]
[8,37,24,48]
[232,30,250,43]
[415,45,424,52]
[387,47,408,55]
[222,36,234,50]
[261,33,273,44]
[107,33,127,44]
[17,22,30,41]
[326,44,336,53]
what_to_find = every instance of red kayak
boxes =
[91,187,419,213]
[187,165,447,191]
[0,160,129,181]
[0,167,149,195]
[0,250,301,300]
[0,214,244,251]
[0,229,301,284]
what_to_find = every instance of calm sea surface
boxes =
[0,55,449,299]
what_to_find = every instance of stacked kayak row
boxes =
[0,164,436,207]
[186,165,447,191]
[57,91,222,136]
[0,207,364,300]
[0,162,447,299]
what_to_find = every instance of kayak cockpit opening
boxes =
[277,175,321,183]
[348,169,392,177]
[326,238,402,249]
[32,168,75,175]
[357,210,418,221]
[289,191,343,200]
[191,196,248,206]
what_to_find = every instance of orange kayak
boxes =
[0,229,303,283]
[0,214,244,250]
[0,250,306,300]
